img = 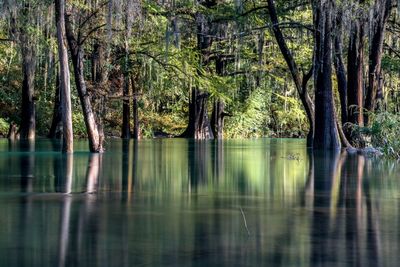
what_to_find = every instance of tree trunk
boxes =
[131,76,140,139]
[65,14,103,153]
[182,89,214,139]
[56,0,73,153]
[91,42,106,145]
[211,100,225,139]
[211,57,227,139]
[347,1,365,127]
[312,0,340,150]
[375,76,385,111]
[15,5,36,141]
[48,71,62,139]
[7,122,19,140]
[333,8,348,125]
[19,39,36,140]
[365,0,393,123]
[181,10,214,139]
[121,2,134,139]
[122,74,131,139]
[267,0,314,147]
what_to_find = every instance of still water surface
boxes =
[0,138,399,266]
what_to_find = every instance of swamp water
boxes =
[0,138,399,266]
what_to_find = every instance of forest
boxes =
[0,0,399,155]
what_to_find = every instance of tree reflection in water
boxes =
[0,139,398,266]
[310,150,381,266]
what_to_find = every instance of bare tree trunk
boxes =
[312,0,341,150]
[211,100,225,139]
[48,71,62,139]
[211,57,227,139]
[19,38,36,140]
[333,8,348,125]
[65,14,103,153]
[131,77,140,139]
[16,5,36,141]
[91,42,106,146]
[122,76,131,139]
[347,1,365,127]
[267,0,314,147]
[182,88,214,139]
[365,0,393,123]
[56,0,73,153]
[122,1,134,139]
[7,122,19,140]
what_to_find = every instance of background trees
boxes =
[0,0,399,151]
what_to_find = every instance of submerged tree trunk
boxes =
[182,88,214,139]
[347,2,365,127]
[211,57,227,139]
[333,8,348,125]
[48,71,62,139]
[211,100,225,139]
[65,14,103,153]
[19,37,36,140]
[14,4,36,141]
[267,0,314,147]
[7,122,19,140]
[365,0,393,123]
[91,42,106,146]
[122,75,131,139]
[122,3,133,139]
[181,9,214,139]
[312,0,340,150]
[56,0,73,153]
[131,76,140,139]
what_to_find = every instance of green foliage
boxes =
[0,118,8,137]
[225,89,270,138]
[382,55,400,73]
[72,113,87,138]
[269,93,308,137]
[363,112,400,159]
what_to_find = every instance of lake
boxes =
[0,138,399,266]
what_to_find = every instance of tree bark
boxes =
[56,0,73,153]
[333,8,348,125]
[211,100,225,139]
[121,0,135,139]
[19,36,36,140]
[48,71,62,139]
[182,88,214,139]
[131,76,140,139]
[122,74,131,139]
[267,0,315,147]
[16,5,36,141]
[312,0,341,150]
[65,14,103,152]
[91,42,106,145]
[346,3,365,127]
[211,57,227,139]
[365,0,393,123]
[7,122,18,140]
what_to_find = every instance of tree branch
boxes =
[79,23,107,45]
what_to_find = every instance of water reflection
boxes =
[58,155,72,267]
[20,140,35,193]
[0,139,398,266]
[310,151,382,267]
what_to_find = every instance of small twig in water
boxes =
[240,207,251,236]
